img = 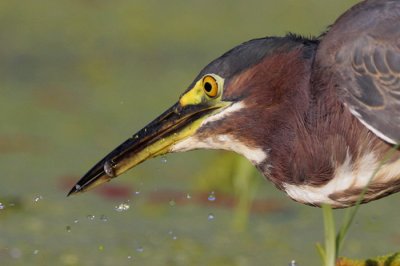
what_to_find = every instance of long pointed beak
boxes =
[68,101,223,196]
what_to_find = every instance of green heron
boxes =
[69,0,400,208]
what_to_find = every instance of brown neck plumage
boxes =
[255,44,398,192]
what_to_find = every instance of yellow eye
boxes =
[202,75,219,98]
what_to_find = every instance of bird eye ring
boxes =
[202,75,219,98]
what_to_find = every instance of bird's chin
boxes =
[170,136,201,153]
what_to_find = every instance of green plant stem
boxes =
[232,157,258,232]
[319,143,399,266]
[336,143,400,253]
[316,243,327,263]
[322,204,336,266]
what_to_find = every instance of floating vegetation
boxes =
[337,252,400,266]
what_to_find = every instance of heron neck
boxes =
[263,68,396,192]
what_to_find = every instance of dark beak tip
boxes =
[67,187,78,197]
[67,183,85,197]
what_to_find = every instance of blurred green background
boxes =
[2,0,400,265]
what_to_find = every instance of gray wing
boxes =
[315,0,400,144]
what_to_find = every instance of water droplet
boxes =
[100,215,108,222]
[186,193,191,199]
[87,214,95,220]
[136,246,144,253]
[160,157,167,163]
[73,219,79,224]
[289,260,297,266]
[168,230,177,239]
[66,225,71,232]
[169,200,176,207]
[127,255,133,260]
[208,191,216,202]
[34,195,43,203]
[104,161,115,177]
[33,249,39,255]
[208,213,215,221]
[168,230,176,240]
[134,191,141,195]
[75,184,81,191]
[115,202,130,212]
[0,203,4,210]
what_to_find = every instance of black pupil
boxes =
[204,82,212,92]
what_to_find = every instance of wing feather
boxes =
[314,0,400,144]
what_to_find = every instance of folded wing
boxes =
[315,0,400,144]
